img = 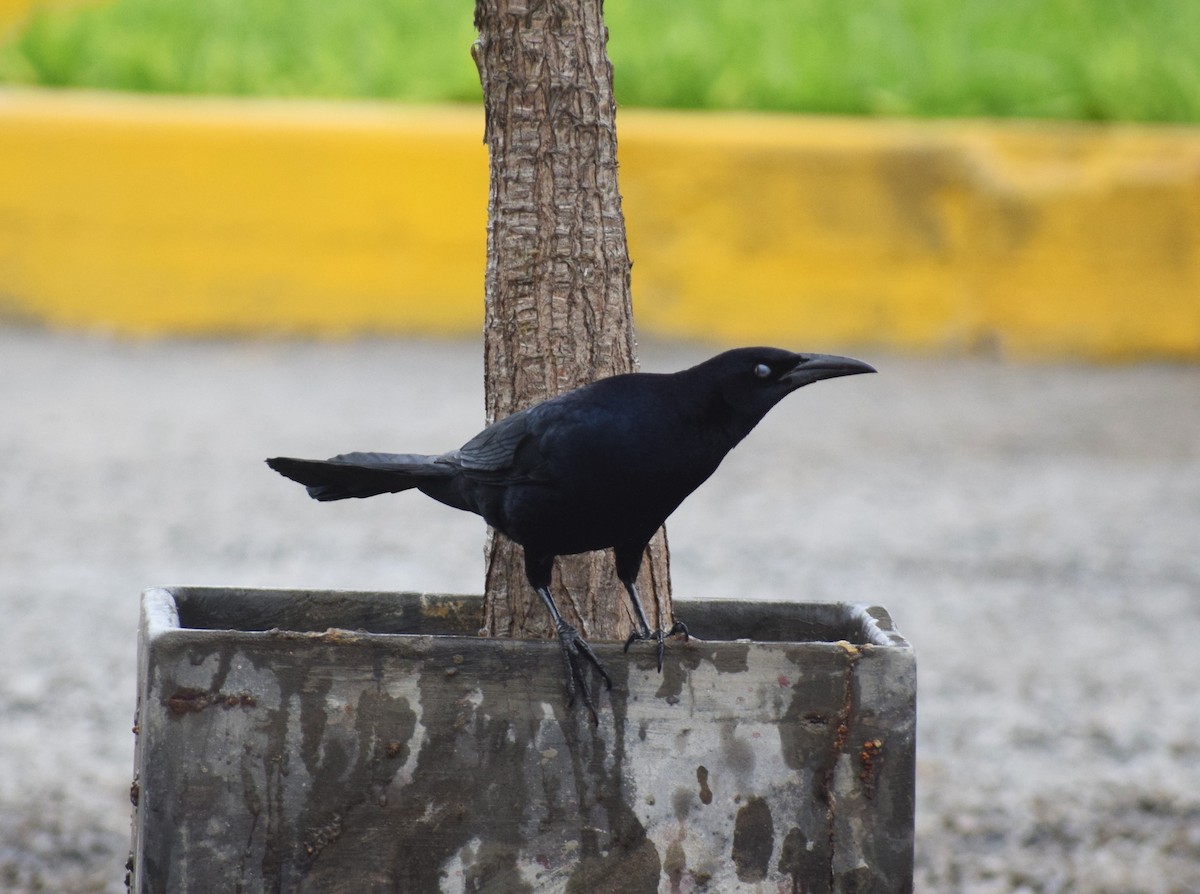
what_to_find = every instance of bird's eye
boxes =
[753,363,772,379]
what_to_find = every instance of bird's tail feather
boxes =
[266,452,449,501]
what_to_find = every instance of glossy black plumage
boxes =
[267,346,875,719]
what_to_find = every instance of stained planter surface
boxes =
[131,588,915,892]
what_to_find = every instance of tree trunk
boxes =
[473,0,672,642]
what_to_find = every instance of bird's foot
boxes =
[555,620,612,724]
[624,620,690,672]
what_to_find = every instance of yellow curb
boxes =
[0,89,489,336]
[1,88,1198,358]
[0,0,35,34]
[0,0,97,37]
[620,112,1200,359]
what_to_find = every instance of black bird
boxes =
[267,347,874,718]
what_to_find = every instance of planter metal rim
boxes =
[142,585,911,650]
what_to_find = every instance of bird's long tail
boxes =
[265,452,451,501]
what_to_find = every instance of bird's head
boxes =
[692,346,876,441]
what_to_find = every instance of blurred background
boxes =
[4,0,1200,118]
[2,0,1198,356]
[0,2,1198,892]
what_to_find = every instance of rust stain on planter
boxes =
[165,686,256,715]
[860,737,886,798]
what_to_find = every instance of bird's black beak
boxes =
[781,353,877,389]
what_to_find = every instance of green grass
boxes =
[2,0,1199,122]
[0,2,484,102]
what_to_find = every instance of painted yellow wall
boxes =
[1,89,1197,358]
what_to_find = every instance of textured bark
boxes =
[473,0,672,641]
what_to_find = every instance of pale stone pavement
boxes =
[1,329,1198,892]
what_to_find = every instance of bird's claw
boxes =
[624,620,690,672]
[555,621,612,724]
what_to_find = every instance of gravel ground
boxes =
[0,329,1197,893]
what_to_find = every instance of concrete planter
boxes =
[130,587,915,893]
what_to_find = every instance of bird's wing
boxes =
[448,403,548,481]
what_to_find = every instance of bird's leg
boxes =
[621,580,690,673]
[625,579,654,641]
[535,585,612,723]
